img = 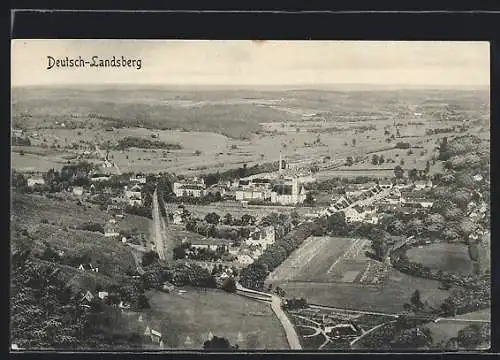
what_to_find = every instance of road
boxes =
[350,320,399,347]
[270,294,303,350]
[152,188,166,261]
[307,303,400,319]
[236,282,302,350]
[128,247,146,275]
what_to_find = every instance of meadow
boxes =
[406,243,474,275]
[144,288,288,349]
[276,268,451,314]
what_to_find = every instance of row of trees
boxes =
[114,136,182,151]
[239,222,314,290]
[185,220,252,244]
[202,162,279,187]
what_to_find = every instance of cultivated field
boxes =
[12,87,489,176]
[145,288,288,349]
[406,243,474,275]
[267,236,388,286]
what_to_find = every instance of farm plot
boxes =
[406,243,474,275]
[267,236,388,286]
[145,288,288,349]
[266,236,353,283]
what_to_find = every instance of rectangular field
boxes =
[267,236,383,285]
[145,288,288,349]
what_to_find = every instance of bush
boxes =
[78,222,105,233]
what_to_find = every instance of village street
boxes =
[152,188,166,261]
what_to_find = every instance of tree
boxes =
[241,214,255,225]
[352,139,356,146]
[456,324,490,349]
[142,251,160,267]
[378,155,385,165]
[203,336,238,351]
[408,168,419,182]
[392,327,433,349]
[221,277,237,293]
[394,165,405,179]
[410,290,424,311]
[345,156,354,167]
[223,213,233,225]
[205,212,220,225]
[304,192,314,205]
[372,154,380,165]
[368,229,391,260]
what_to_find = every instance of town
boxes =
[10,40,490,352]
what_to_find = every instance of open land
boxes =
[406,243,474,275]
[145,288,288,349]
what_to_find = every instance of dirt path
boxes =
[152,188,166,260]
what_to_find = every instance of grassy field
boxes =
[144,288,288,349]
[426,309,491,347]
[406,243,474,275]
[12,86,489,176]
[276,268,452,314]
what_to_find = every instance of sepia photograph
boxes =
[10,40,490,351]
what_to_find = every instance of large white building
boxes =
[173,177,206,198]
[270,177,307,205]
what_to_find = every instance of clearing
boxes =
[144,288,288,349]
[406,243,474,275]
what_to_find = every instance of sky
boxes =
[11,40,490,88]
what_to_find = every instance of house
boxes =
[78,264,99,272]
[12,128,24,138]
[246,226,276,250]
[27,177,45,187]
[414,180,430,190]
[173,177,206,197]
[236,188,270,202]
[124,186,143,206]
[98,291,109,300]
[172,210,183,225]
[343,207,363,223]
[379,180,393,189]
[90,174,110,182]
[104,222,120,238]
[161,282,175,293]
[190,238,232,252]
[324,323,360,337]
[72,186,84,196]
[119,301,131,310]
[81,290,94,303]
[151,329,162,344]
[237,254,254,265]
[129,175,147,184]
[473,174,484,182]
